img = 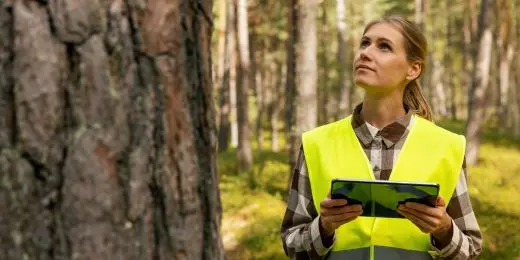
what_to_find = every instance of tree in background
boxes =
[0,0,223,259]
[336,0,351,118]
[496,0,515,128]
[217,0,234,152]
[466,0,495,165]
[286,0,318,173]
[236,0,253,173]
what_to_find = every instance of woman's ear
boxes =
[406,62,422,81]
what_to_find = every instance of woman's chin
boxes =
[354,79,376,89]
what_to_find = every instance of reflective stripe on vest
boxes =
[302,115,465,259]
[328,246,434,260]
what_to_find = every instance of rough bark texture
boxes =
[0,0,224,259]
[466,0,494,165]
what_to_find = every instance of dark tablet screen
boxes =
[330,179,439,218]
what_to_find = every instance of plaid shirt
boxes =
[281,105,483,259]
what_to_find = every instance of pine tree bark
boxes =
[0,1,224,259]
[466,0,494,165]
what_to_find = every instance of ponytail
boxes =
[404,80,433,121]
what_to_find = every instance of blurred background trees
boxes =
[213,0,519,168]
[213,0,520,259]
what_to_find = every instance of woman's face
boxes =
[353,22,420,94]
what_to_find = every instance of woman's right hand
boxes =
[319,196,363,236]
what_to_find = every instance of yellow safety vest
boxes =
[302,115,465,260]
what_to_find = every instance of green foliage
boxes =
[219,147,289,260]
[219,120,520,259]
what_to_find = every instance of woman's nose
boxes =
[359,47,373,61]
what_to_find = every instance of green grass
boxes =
[219,122,520,259]
[219,146,289,260]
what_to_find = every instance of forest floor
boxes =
[218,120,520,260]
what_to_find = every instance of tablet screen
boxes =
[331,180,439,218]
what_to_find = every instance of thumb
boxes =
[436,196,446,207]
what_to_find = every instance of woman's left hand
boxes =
[397,196,453,244]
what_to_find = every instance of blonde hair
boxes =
[363,16,433,121]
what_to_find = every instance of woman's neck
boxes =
[361,92,406,129]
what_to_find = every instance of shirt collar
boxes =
[351,103,413,148]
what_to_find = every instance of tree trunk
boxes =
[430,3,448,119]
[513,54,520,138]
[271,60,285,152]
[336,0,350,119]
[496,0,514,127]
[349,1,364,108]
[218,0,233,152]
[466,0,494,165]
[462,0,479,119]
[296,0,318,132]
[446,9,457,119]
[415,0,425,30]
[318,4,329,125]
[0,1,223,259]
[252,33,264,151]
[285,0,298,172]
[230,17,239,148]
[498,44,514,126]
[415,0,427,95]
[236,0,253,173]
[432,59,448,118]
[292,0,318,170]
[286,0,318,178]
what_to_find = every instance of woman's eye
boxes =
[360,40,370,48]
[379,43,392,51]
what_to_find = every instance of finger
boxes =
[323,210,364,223]
[404,202,443,218]
[402,206,442,227]
[333,215,360,227]
[320,198,348,208]
[397,208,435,232]
[322,204,363,216]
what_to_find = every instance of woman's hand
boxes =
[397,196,453,246]
[319,196,363,236]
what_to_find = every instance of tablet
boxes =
[330,178,439,218]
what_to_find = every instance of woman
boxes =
[281,16,482,259]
